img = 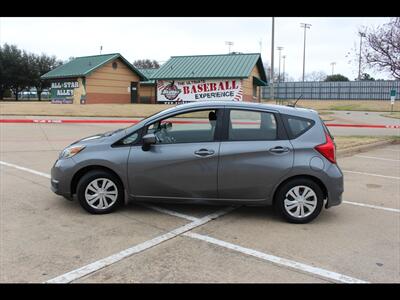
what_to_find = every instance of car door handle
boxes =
[269,146,290,154]
[194,149,215,157]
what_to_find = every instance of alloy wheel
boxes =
[283,185,317,218]
[84,178,118,210]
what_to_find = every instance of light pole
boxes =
[282,55,286,82]
[277,46,284,83]
[358,32,366,80]
[270,17,275,103]
[225,41,234,54]
[330,62,336,75]
[300,23,311,82]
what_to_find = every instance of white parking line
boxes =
[0,161,201,220]
[138,203,200,222]
[344,201,400,213]
[355,155,400,162]
[0,160,391,283]
[46,206,236,283]
[0,161,51,179]
[382,148,400,152]
[183,232,368,283]
[342,170,400,180]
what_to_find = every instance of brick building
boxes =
[150,53,267,104]
[41,52,267,105]
[137,68,157,104]
[41,53,147,104]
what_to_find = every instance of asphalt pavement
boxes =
[0,121,399,283]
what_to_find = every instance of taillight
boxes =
[315,132,336,164]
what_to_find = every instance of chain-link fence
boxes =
[262,80,400,100]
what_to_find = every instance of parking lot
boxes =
[0,121,399,283]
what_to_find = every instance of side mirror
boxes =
[142,133,156,145]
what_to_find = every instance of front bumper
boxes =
[50,158,76,199]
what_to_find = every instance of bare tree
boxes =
[263,62,281,82]
[33,54,63,100]
[345,39,368,79]
[363,18,400,79]
[285,75,295,82]
[304,71,327,82]
[133,59,160,69]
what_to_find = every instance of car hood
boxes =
[69,128,126,146]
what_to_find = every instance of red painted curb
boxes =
[325,123,400,129]
[0,119,140,124]
[0,118,399,129]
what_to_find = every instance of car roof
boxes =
[168,101,317,118]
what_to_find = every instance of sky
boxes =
[0,17,394,81]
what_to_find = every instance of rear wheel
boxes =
[274,178,323,224]
[77,170,124,214]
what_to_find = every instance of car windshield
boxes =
[124,106,179,130]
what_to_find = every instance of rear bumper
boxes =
[324,164,344,208]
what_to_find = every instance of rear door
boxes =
[218,108,294,201]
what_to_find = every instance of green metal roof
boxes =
[41,53,147,80]
[138,68,158,85]
[253,76,268,86]
[150,53,267,82]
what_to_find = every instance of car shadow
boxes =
[54,195,339,225]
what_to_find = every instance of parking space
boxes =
[0,166,189,282]
[340,155,399,179]
[76,236,327,283]
[0,122,399,283]
[340,149,400,209]
[188,204,399,283]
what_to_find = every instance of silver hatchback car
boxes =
[51,101,343,223]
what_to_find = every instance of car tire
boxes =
[274,178,324,224]
[76,170,124,214]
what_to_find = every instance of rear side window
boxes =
[228,109,277,141]
[282,114,315,139]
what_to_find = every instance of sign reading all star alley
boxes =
[50,81,79,104]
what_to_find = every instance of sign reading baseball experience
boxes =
[157,79,243,103]
[50,81,79,104]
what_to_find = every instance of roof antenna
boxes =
[287,95,303,107]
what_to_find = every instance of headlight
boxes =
[59,145,86,159]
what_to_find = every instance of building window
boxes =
[112,62,118,70]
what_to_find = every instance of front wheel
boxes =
[77,170,124,214]
[274,178,324,224]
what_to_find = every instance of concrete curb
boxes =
[337,139,400,158]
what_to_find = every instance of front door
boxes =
[218,108,293,200]
[130,82,138,103]
[127,108,222,200]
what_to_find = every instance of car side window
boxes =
[282,115,315,139]
[146,109,219,144]
[121,132,139,145]
[228,109,277,141]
